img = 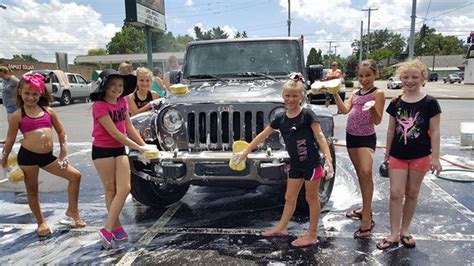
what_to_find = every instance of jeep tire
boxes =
[60,91,72,106]
[131,171,190,208]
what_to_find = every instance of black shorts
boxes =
[18,146,57,167]
[346,133,376,150]
[92,146,127,160]
[288,165,324,181]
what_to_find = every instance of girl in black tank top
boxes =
[133,91,153,109]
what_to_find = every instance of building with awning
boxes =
[74,52,185,74]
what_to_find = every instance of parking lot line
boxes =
[423,177,474,222]
[116,202,183,266]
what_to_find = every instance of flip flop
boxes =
[400,235,416,248]
[291,239,319,248]
[59,218,87,228]
[376,238,399,250]
[261,230,289,238]
[345,208,363,220]
[353,220,375,239]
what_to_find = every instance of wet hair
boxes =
[136,67,153,80]
[118,62,134,75]
[396,59,428,80]
[153,67,162,77]
[15,78,53,107]
[94,76,125,101]
[282,79,306,98]
[356,59,379,78]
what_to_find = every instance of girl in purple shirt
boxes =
[90,69,148,249]
[331,60,385,238]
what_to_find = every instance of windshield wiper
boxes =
[236,72,277,81]
[187,74,226,83]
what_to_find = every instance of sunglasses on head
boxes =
[289,72,305,83]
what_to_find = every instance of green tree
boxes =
[414,26,467,56]
[352,29,405,60]
[12,54,39,62]
[87,48,107,56]
[306,48,323,67]
[106,25,146,54]
[234,31,248,38]
[345,54,359,78]
[194,26,229,40]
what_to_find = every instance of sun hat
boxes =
[89,69,137,101]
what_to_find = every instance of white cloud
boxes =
[280,0,473,57]
[185,0,193,6]
[0,0,120,62]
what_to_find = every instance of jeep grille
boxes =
[166,104,283,151]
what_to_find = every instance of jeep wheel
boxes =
[60,91,72,105]
[131,172,190,208]
[296,139,336,212]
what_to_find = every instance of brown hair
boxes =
[15,78,53,107]
[0,66,12,74]
[356,59,379,78]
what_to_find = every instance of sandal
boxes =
[345,208,363,220]
[400,234,416,248]
[59,217,87,228]
[353,220,375,239]
[291,239,319,248]
[376,238,399,250]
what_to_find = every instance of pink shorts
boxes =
[389,155,431,173]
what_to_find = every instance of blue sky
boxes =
[1,0,472,62]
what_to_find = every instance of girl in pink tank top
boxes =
[330,59,385,239]
[1,74,86,238]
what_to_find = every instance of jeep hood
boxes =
[165,81,285,105]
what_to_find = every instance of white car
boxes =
[387,76,403,89]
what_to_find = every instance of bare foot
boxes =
[291,234,318,247]
[261,228,288,237]
[37,222,52,237]
[65,211,87,228]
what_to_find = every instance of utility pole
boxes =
[333,45,339,57]
[359,20,364,64]
[287,0,291,37]
[408,0,417,58]
[361,7,378,57]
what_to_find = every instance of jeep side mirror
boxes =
[169,70,182,85]
[307,64,324,83]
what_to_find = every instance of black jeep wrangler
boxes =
[128,37,336,209]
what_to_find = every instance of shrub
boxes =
[344,79,354,88]
[381,67,395,80]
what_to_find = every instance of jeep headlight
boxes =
[162,108,184,133]
[269,107,286,122]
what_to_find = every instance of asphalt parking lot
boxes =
[0,81,473,264]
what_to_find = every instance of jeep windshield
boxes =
[182,40,303,80]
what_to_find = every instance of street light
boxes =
[0,4,6,9]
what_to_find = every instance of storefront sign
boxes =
[7,64,35,70]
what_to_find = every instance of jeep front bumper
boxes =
[128,150,290,186]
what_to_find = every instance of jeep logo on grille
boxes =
[218,105,234,112]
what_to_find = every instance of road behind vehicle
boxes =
[128,37,336,210]
[25,70,92,105]
[444,73,462,84]
[387,76,403,89]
